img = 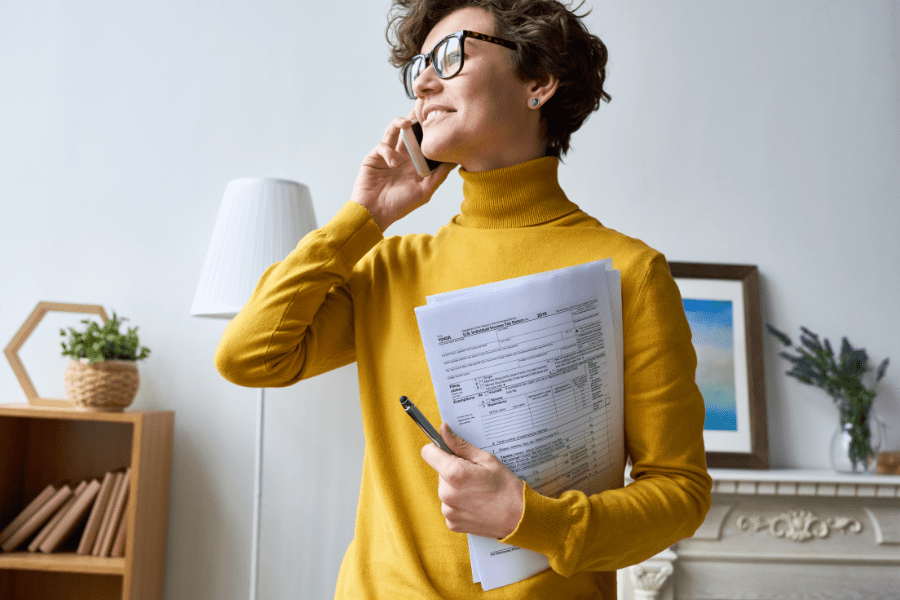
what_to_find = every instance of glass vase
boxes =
[829,407,884,474]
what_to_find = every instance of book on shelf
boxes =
[77,471,116,555]
[1,484,72,552]
[28,480,88,552]
[96,467,130,558]
[39,478,101,554]
[0,484,56,547]
[0,468,129,555]
[91,471,124,556]
[110,499,128,558]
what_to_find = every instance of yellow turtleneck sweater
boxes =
[215,156,712,599]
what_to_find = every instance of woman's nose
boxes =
[412,62,441,98]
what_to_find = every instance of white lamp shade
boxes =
[191,178,317,318]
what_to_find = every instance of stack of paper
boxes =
[415,259,625,591]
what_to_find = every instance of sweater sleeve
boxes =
[500,253,712,574]
[214,201,384,387]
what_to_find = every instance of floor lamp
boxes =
[191,178,317,600]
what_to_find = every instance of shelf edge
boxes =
[0,552,125,575]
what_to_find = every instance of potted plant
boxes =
[60,312,150,412]
[767,324,889,473]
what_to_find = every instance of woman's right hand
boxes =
[350,112,456,232]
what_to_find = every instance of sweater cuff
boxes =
[498,483,570,558]
[332,201,383,265]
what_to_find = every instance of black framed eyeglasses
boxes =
[400,30,518,99]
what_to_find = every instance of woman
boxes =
[215,0,712,597]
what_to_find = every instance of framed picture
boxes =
[668,262,768,469]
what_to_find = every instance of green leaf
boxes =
[788,363,826,388]
[876,357,889,382]
[766,324,792,347]
[778,351,801,364]
[799,330,824,355]
[838,373,863,394]
[800,326,818,338]
[843,349,868,376]
[840,337,852,365]
[795,346,828,376]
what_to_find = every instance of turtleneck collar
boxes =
[456,156,579,229]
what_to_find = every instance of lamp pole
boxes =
[250,387,264,600]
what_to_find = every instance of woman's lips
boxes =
[423,107,455,124]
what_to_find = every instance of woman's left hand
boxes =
[421,423,525,539]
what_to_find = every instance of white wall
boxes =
[1,1,897,598]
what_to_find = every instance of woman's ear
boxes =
[528,72,560,108]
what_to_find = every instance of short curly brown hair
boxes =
[386,0,611,159]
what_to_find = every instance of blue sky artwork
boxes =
[683,299,737,431]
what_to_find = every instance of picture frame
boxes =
[668,263,768,469]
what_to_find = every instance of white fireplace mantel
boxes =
[618,469,900,600]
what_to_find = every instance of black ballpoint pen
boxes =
[399,396,456,455]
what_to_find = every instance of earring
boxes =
[530,98,540,107]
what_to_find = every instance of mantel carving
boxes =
[736,509,863,542]
[629,561,674,600]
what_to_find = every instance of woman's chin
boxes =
[420,134,460,164]
[421,144,451,164]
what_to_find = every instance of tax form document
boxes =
[415,259,624,591]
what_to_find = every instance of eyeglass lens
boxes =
[404,35,462,97]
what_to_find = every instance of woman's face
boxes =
[413,7,548,172]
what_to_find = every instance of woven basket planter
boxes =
[64,359,140,412]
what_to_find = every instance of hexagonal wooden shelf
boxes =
[4,301,108,408]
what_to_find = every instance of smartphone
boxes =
[399,396,456,455]
[400,120,443,178]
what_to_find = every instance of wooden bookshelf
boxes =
[0,404,173,600]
